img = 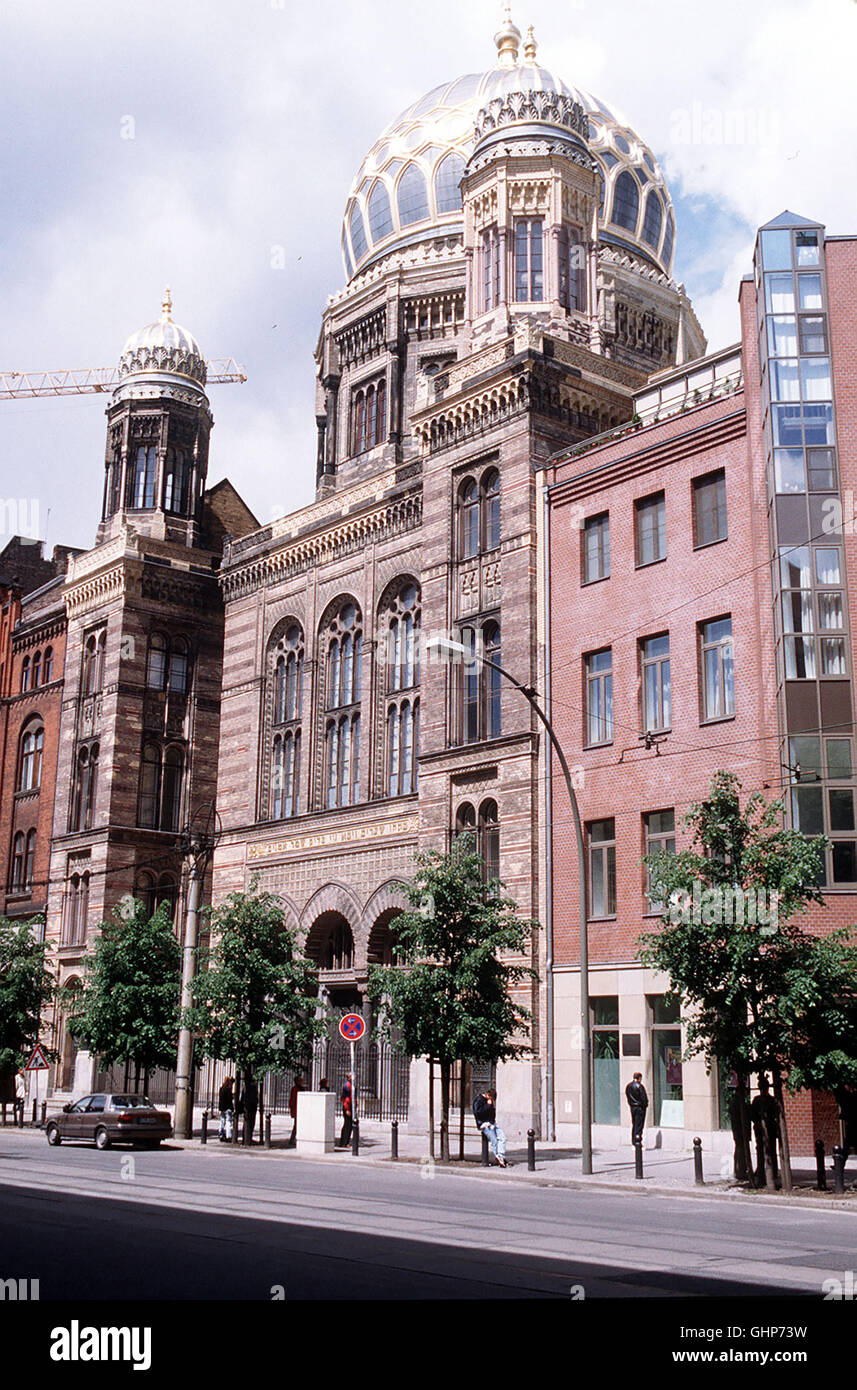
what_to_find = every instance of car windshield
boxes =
[110,1095,155,1109]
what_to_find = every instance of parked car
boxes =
[45,1093,172,1150]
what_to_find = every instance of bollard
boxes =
[16,1100,24,1129]
[833,1145,846,1195]
[1,1102,5,1127]
[391,1119,398,1161]
[815,1139,826,1191]
[231,1112,238,1146]
[693,1136,704,1186]
[351,1118,360,1156]
[265,1114,272,1150]
[527,1129,536,1172]
[201,1111,208,1145]
[32,1099,37,1126]
[634,1138,644,1180]
[481,1130,490,1167]
[40,1101,46,1127]
[243,1117,250,1146]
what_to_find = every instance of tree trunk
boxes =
[123,1058,130,1091]
[440,1061,450,1162]
[428,1058,435,1160]
[772,1066,793,1193]
[731,1073,752,1184]
[458,1065,465,1161]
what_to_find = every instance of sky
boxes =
[1,0,855,554]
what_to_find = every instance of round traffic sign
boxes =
[339,1013,365,1041]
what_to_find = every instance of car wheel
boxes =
[95,1126,111,1151]
[46,1124,61,1146]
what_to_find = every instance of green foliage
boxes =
[0,917,54,1077]
[640,770,854,1088]
[66,901,181,1076]
[185,888,322,1082]
[369,837,536,1068]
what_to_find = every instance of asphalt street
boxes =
[0,1130,853,1299]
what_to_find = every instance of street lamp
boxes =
[425,634,592,1174]
[174,805,220,1141]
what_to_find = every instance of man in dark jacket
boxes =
[751,1076,780,1184]
[625,1073,648,1146]
[338,1074,353,1149]
[288,1076,305,1147]
[218,1076,234,1142]
[837,1087,857,1164]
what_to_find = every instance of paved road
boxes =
[0,1131,851,1299]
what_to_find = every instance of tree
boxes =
[66,900,181,1091]
[369,837,536,1162]
[779,929,857,1096]
[640,771,828,1189]
[0,917,54,1090]
[185,888,322,1118]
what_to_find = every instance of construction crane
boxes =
[0,359,246,400]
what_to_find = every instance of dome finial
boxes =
[523,24,537,62]
[161,287,173,322]
[494,3,521,69]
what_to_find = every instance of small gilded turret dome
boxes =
[116,290,208,400]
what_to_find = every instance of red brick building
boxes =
[543,213,856,1155]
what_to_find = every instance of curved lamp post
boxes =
[425,634,592,1175]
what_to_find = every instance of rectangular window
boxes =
[635,492,666,566]
[700,617,734,720]
[558,224,584,312]
[514,218,544,302]
[584,648,613,746]
[644,809,676,910]
[582,512,610,584]
[693,470,727,547]
[588,818,616,918]
[641,634,671,733]
[481,226,500,312]
[798,315,827,354]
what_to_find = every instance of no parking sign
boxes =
[338,1014,365,1130]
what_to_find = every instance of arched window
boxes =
[349,203,368,262]
[31,651,41,688]
[323,601,362,808]
[612,171,640,232]
[380,580,421,799]
[482,470,500,551]
[514,218,544,301]
[62,873,89,946]
[272,730,300,820]
[435,153,465,213]
[163,448,190,514]
[23,829,36,889]
[129,445,157,509]
[397,164,429,226]
[10,833,24,890]
[146,634,167,689]
[642,190,663,249]
[368,181,394,241]
[662,212,675,266]
[82,632,106,694]
[95,631,106,692]
[18,725,43,792]
[269,623,303,820]
[351,379,387,455]
[43,647,53,683]
[455,802,476,840]
[458,478,479,559]
[70,742,98,831]
[147,633,190,694]
[558,225,585,312]
[20,657,30,693]
[479,799,500,883]
[161,747,184,832]
[326,920,354,970]
[138,744,160,828]
[169,637,188,695]
[483,622,501,737]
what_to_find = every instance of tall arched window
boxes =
[62,872,89,946]
[351,379,387,455]
[129,445,157,509]
[270,623,303,820]
[641,190,663,249]
[368,181,394,241]
[612,171,640,233]
[483,622,502,737]
[397,163,429,226]
[20,656,30,692]
[10,833,25,890]
[458,478,479,559]
[482,470,500,551]
[323,601,362,808]
[23,829,36,889]
[43,647,53,683]
[31,651,41,688]
[163,448,190,514]
[18,725,43,792]
[147,632,190,694]
[558,225,585,312]
[381,580,421,798]
[514,218,544,301]
[435,153,465,214]
[349,203,368,262]
[479,799,500,883]
[70,742,98,831]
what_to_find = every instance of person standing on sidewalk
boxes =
[338,1073,353,1149]
[751,1076,780,1185]
[625,1073,648,1147]
[473,1088,507,1167]
[287,1075,305,1147]
[218,1076,234,1142]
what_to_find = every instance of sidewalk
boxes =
[174,1111,857,1205]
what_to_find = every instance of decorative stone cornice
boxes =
[474,90,588,142]
[65,565,125,619]
[221,493,422,602]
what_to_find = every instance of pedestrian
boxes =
[624,1072,648,1147]
[318,1077,330,1092]
[837,1087,857,1164]
[14,1071,26,1126]
[338,1073,353,1148]
[473,1087,507,1167]
[750,1076,780,1185]
[218,1075,234,1142]
[242,1077,259,1142]
[288,1075,305,1147]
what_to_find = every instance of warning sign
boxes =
[25,1044,49,1071]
